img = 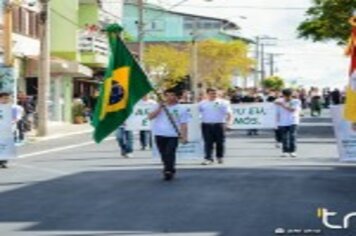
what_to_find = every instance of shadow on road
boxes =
[0,167,356,236]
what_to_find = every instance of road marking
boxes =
[18,137,115,159]
[12,163,70,175]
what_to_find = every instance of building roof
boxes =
[124,1,239,29]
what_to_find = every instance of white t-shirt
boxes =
[276,98,301,126]
[151,103,189,137]
[198,98,231,123]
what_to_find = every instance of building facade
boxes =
[123,1,241,44]
[1,0,124,125]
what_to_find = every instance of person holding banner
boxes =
[199,88,232,165]
[275,89,301,158]
[137,95,157,150]
[148,89,189,181]
[115,124,134,158]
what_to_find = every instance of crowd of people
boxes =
[115,85,346,181]
[0,86,347,177]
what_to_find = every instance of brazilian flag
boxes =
[92,24,153,143]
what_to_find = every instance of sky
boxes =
[148,0,350,89]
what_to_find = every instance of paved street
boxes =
[0,114,356,236]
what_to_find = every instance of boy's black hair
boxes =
[0,92,10,98]
[282,88,293,97]
[206,88,217,93]
[164,88,182,97]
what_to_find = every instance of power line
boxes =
[169,4,308,11]
[106,2,309,11]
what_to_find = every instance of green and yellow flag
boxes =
[92,24,153,143]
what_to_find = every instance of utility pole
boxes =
[137,0,144,63]
[191,18,199,102]
[254,36,260,87]
[260,43,265,81]
[3,1,13,67]
[269,53,274,76]
[37,0,50,137]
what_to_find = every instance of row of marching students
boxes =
[119,87,300,181]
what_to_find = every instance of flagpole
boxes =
[113,32,182,138]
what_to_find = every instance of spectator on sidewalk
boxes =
[275,89,301,158]
[199,88,232,165]
[267,90,283,148]
[331,88,341,105]
[148,89,189,181]
[309,87,322,117]
[17,91,35,133]
[13,102,25,144]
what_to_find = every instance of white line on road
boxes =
[18,137,115,159]
[12,163,70,175]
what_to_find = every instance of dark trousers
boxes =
[280,125,298,153]
[139,130,152,149]
[275,128,282,143]
[155,136,179,173]
[202,123,225,160]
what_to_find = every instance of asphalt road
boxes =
[0,115,356,236]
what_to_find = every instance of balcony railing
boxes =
[78,30,108,56]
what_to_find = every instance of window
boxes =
[12,6,40,39]
[147,20,165,31]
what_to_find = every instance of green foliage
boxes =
[123,31,135,42]
[297,0,356,44]
[72,102,86,120]
[197,40,255,89]
[144,45,190,89]
[261,76,285,90]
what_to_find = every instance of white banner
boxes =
[331,105,356,162]
[230,103,277,129]
[152,104,203,160]
[126,104,152,131]
[0,105,16,160]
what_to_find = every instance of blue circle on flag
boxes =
[109,81,125,105]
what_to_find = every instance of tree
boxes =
[197,40,254,89]
[297,0,356,44]
[144,45,189,89]
[261,76,285,91]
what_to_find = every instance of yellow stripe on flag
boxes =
[344,86,356,122]
[100,66,130,120]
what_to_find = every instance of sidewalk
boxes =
[25,122,93,143]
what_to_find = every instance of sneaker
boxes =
[163,171,174,181]
[290,153,297,158]
[275,143,281,148]
[217,158,224,164]
[201,160,214,165]
[281,153,288,158]
[126,153,133,158]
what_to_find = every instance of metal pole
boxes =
[37,0,50,136]
[260,43,265,81]
[191,18,198,102]
[254,36,260,87]
[137,0,144,63]
[3,2,13,67]
[269,53,274,76]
